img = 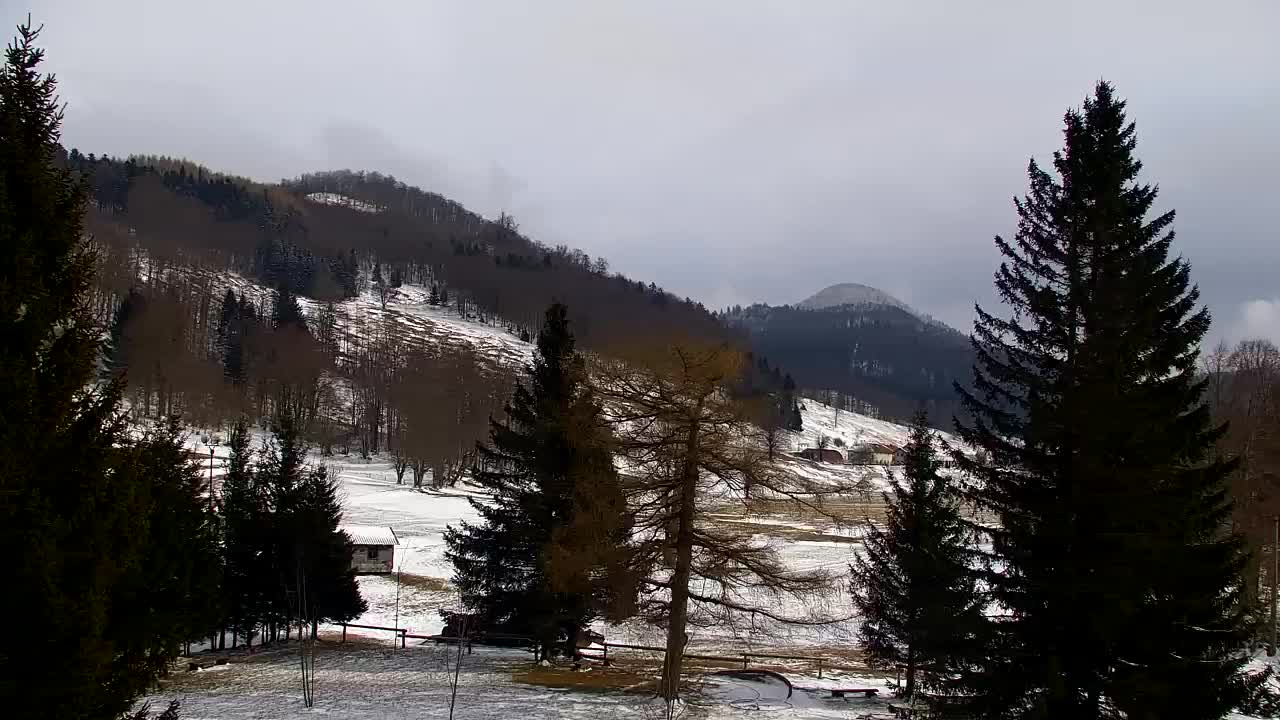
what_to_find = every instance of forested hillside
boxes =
[721,301,973,424]
[71,153,729,352]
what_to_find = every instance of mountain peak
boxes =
[797,283,914,314]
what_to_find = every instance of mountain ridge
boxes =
[797,282,916,315]
[722,298,972,425]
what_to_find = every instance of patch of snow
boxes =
[305,192,383,213]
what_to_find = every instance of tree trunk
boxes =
[662,487,677,566]
[565,624,581,660]
[661,418,701,701]
[904,645,915,699]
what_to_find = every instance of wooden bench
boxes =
[830,687,879,698]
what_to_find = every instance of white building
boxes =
[848,443,899,466]
[342,525,398,574]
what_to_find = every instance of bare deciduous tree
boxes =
[1202,339,1280,616]
[594,341,846,702]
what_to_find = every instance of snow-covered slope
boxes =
[325,283,533,368]
[788,395,964,455]
[304,191,383,214]
[182,265,534,371]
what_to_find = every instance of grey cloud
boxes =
[29,0,1279,342]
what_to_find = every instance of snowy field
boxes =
[144,641,901,720]
[160,271,1276,718]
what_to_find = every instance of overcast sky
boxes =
[20,0,1280,343]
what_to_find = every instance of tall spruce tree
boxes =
[220,420,270,643]
[0,21,220,717]
[112,419,224,696]
[263,418,364,637]
[445,302,630,659]
[292,464,366,634]
[102,286,145,381]
[954,81,1251,718]
[783,373,803,431]
[850,410,981,700]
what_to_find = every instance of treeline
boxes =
[69,154,733,353]
[220,419,366,649]
[721,301,973,424]
[1204,340,1280,617]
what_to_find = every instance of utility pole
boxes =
[393,544,402,644]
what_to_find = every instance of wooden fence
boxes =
[338,622,407,647]
[334,626,835,678]
[581,641,832,678]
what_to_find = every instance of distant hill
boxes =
[797,283,916,315]
[722,292,974,425]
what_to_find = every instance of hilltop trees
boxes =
[850,410,981,699]
[0,21,220,716]
[446,303,632,659]
[954,82,1251,718]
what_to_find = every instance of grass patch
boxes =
[513,664,657,693]
[705,517,860,544]
[743,497,888,525]
[396,573,451,593]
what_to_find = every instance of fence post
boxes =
[743,654,749,670]
[602,643,609,666]
[818,658,824,679]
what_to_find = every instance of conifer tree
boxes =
[258,417,308,635]
[292,464,366,633]
[850,410,980,700]
[218,292,256,383]
[783,373,803,431]
[220,420,269,642]
[315,300,338,358]
[112,419,224,694]
[102,286,145,381]
[0,21,219,716]
[445,302,630,659]
[954,81,1250,718]
[216,287,236,345]
[272,283,307,333]
[263,418,365,636]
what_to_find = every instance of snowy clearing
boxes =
[143,641,902,719]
